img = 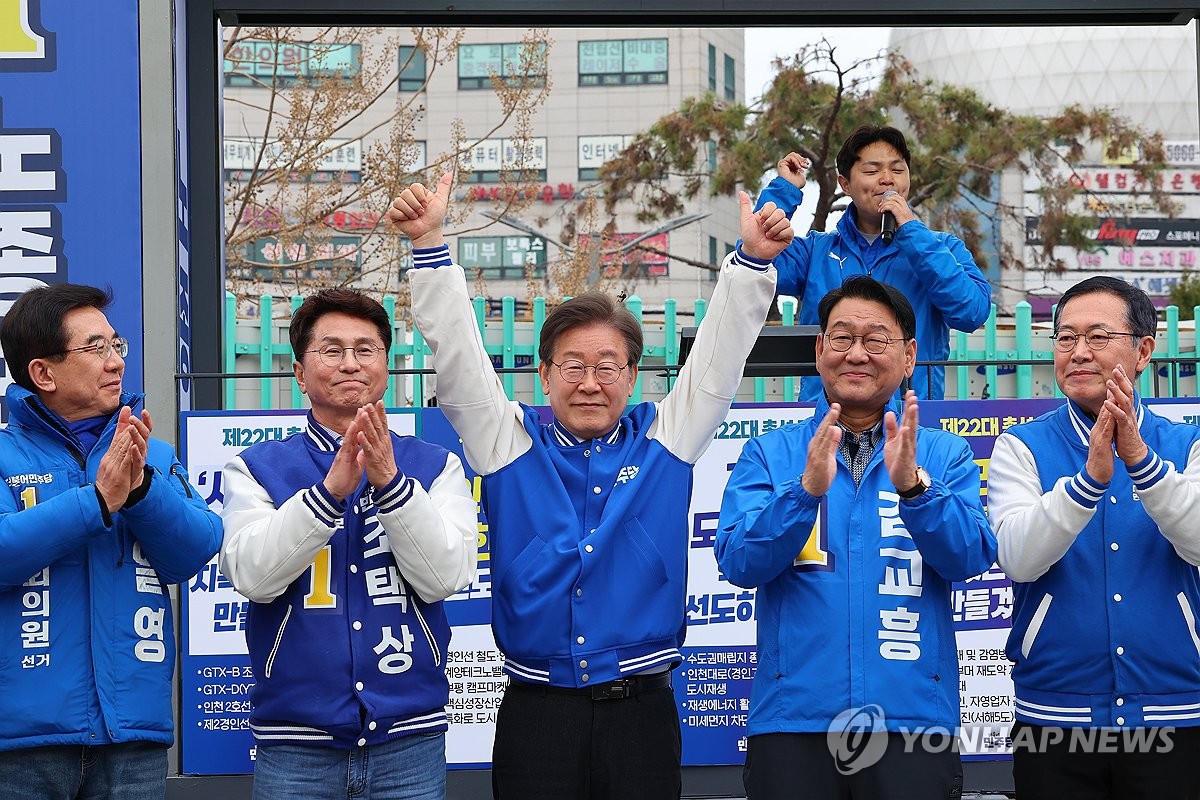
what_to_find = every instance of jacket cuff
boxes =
[123,466,154,509]
[732,246,771,272]
[411,244,453,269]
[793,477,825,506]
[93,485,113,527]
[304,483,346,527]
[1128,449,1167,491]
[1066,469,1109,508]
[374,472,414,514]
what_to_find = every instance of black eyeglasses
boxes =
[550,360,627,385]
[46,337,129,360]
[1051,330,1138,352]
[823,332,905,355]
[306,344,386,367]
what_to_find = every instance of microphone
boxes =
[880,189,898,245]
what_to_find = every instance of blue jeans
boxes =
[0,742,168,800]
[253,732,446,800]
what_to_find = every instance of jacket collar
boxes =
[813,389,904,430]
[5,383,143,452]
[549,418,623,448]
[1064,394,1145,447]
[305,411,342,452]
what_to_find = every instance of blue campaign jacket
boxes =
[996,400,1200,728]
[483,403,692,686]
[715,395,996,735]
[0,384,222,752]
[755,177,991,400]
[233,421,457,748]
[408,244,777,690]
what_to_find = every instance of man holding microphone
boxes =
[755,125,991,400]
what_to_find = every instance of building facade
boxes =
[221,26,746,313]
[891,24,1200,313]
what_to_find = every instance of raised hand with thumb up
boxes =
[738,190,794,262]
[385,172,453,248]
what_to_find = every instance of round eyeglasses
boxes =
[550,360,627,385]
[48,337,129,360]
[1051,330,1138,352]
[307,344,386,367]
[823,332,906,355]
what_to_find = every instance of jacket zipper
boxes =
[170,465,194,498]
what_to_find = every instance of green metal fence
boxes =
[223,292,1200,410]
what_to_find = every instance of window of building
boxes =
[462,137,547,183]
[458,236,547,279]
[224,40,361,87]
[707,140,717,173]
[457,42,547,90]
[237,235,363,281]
[724,54,736,101]
[223,138,363,183]
[578,134,634,181]
[708,44,717,92]
[398,46,427,92]
[578,38,668,87]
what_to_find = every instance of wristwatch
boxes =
[898,466,931,500]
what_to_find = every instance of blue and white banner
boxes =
[0,0,144,418]
[179,400,1200,773]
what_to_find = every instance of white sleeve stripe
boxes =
[376,476,414,512]
[303,486,342,525]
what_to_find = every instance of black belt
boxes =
[507,671,673,701]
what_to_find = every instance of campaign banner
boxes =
[179,399,1200,773]
[0,0,144,418]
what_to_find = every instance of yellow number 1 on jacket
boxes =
[793,505,832,571]
[304,545,337,608]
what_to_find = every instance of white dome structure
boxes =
[889,24,1200,313]
[889,24,1197,140]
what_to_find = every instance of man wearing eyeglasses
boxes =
[755,125,991,401]
[989,276,1200,799]
[0,283,223,799]
[219,289,477,799]
[387,174,787,799]
[716,276,995,799]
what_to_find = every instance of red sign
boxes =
[578,232,670,277]
[457,183,576,204]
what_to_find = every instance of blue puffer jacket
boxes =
[0,384,222,752]
[755,177,991,400]
[716,394,996,735]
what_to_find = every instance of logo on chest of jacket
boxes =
[5,472,53,487]
[615,465,640,485]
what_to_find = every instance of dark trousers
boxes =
[1012,722,1200,800]
[743,732,963,800]
[0,742,168,800]
[490,677,682,800]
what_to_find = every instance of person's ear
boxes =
[293,360,307,395]
[27,358,56,394]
